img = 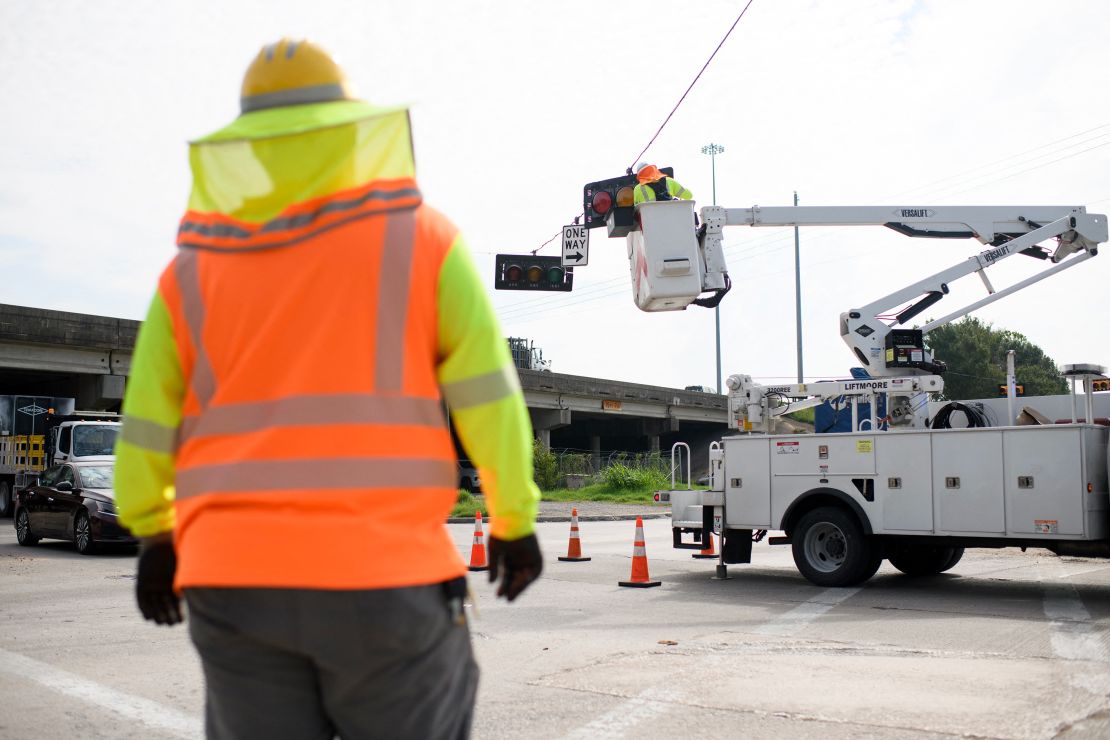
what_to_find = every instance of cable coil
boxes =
[929,401,992,429]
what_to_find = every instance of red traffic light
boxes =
[505,263,523,281]
[591,190,612,216]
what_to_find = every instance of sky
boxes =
[3,0,1110,391]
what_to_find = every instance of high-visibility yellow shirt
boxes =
[633,177,694,205]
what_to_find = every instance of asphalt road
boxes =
[3,517,1110,739]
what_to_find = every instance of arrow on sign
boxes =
[565,251,584,263]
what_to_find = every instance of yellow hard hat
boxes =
[240,39,354,114]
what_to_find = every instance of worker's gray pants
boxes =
[185,584,478,740]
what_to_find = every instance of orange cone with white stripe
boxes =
[619,516,661,588]
[558,507,591,562]
[467,511,488,572]
[692,531,718,559]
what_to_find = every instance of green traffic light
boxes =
[546,266,564,285]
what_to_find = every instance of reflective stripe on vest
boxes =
[376,210,415,393]
[172,206,453,501]
[177,457,455,496]
[177,179,422,252]
[440,365,520,410]
[177,393,446,446]
[174,249,217,410]
[119,415,179,455]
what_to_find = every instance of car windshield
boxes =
[78,465,114,489]
[72,425,118,457]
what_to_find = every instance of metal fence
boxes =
[543,447,690,488]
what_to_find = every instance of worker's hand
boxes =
[136,534,183,626]
[487,534,543,602]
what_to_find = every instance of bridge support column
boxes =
[530,408,571,448]
[640,418,678,455]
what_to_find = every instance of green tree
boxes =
[923,317,1067,401]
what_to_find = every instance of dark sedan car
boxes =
[14,462,136,554]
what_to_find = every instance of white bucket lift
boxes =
[627,200,703,311]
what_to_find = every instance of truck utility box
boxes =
[671,424,1110,585]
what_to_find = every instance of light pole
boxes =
[794,191,803,383]
[701,143,725,393]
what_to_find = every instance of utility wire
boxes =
[628,0,758,172]
[500,119,1110,320]
[527,1,757,254]
[891,122,1110,200]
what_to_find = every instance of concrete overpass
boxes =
[0,304,728,462]
[0,304,135,410]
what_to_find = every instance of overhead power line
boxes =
[526,1,758,254]
[499,118,1110,321]
[628,0,757,173]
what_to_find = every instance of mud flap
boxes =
[722,529,753,564]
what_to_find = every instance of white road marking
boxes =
[1041,569,1110,697]
[563,587,861,738]
[0,647,203,739]
[755,587,862,637]
[1043,580,1109,663]
[562,685,675,740]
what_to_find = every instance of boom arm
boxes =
[685,203,1107,376]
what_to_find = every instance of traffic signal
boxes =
[1092,379,1110,392]
[583,167,674,238]
[494,254,573,291]
[997,384,1025,397]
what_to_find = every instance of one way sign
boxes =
[561,224,589,267]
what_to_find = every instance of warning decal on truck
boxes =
[775,441,800,455]
[856,439,873,453]
[1034,519,1058,534]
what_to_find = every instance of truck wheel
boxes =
[16,509,38,546]
[941,547,965,572]
[888,544,960,576]
[792,506,877,587]
[0,481,11,518]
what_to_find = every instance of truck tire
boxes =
[0,481,11,518]
[941,547,965,572]
[792,506,878,587]
[888,544,962,576]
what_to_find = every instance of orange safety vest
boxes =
[160,178,466,590]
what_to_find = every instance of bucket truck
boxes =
[582,179,1110,585]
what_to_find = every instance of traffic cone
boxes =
[558,507,591,562]
[619,516,661,588]
[467,511,488,572]
[692,531,718,559]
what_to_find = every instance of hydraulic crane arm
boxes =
[690,203,1107,376]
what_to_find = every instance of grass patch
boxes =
[450,489,488,518]
[786,407,815,424]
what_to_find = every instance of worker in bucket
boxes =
[632,161,694,204]
[114,38,542,739]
